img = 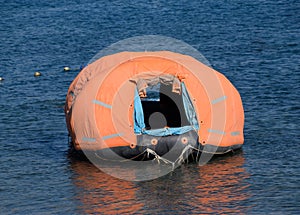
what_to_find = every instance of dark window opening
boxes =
[141,83,190,130]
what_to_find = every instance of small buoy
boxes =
[0,77,4,81]
[34,72,41,77]
[64,66,71,71]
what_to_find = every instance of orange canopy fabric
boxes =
[65,51,244,151]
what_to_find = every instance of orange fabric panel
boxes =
[196,71,244,147]
[70,70,110,150]
[211,72,244,147]
[94,62,136,148]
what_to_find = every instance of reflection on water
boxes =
[69,151,251,214]
[70,159,144,214]
[194,154,251,213]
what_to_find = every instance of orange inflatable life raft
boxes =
[65,51,244,160]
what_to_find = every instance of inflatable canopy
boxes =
[65,51,244,158]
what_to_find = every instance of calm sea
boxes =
[0,0,299,214]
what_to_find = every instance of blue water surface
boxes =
[0,0,299,214]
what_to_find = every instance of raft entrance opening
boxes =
[141,83,190,129]
[133,76,199,136]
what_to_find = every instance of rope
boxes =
[91,144,210,169]
[146,148,174,164]
[188,145,234,155]
[145,144,197,170]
